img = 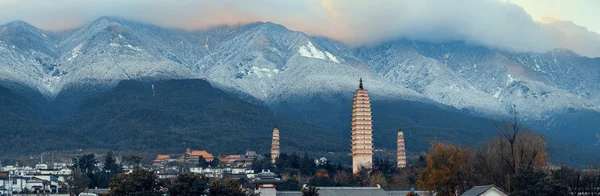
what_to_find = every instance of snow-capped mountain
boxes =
[357,41,600,120]
[0,17,599,122]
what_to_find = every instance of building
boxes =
[183,148,214,163]
[461,185,508,196]
[219,151,256,167]
[278,186,391,196]
[253,170,283,196]
[351,78,374,173]
[397,130,407,169]
[271,128,280,164]
[153,154,171,166]
[0,172,55,194]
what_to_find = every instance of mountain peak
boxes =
[1,20,41,32]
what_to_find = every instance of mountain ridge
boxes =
[0,17,599,164]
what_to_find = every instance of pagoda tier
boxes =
[351,78,374,173]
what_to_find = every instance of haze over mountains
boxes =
[1,17,599,164]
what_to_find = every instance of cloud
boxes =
[0,0,599,57]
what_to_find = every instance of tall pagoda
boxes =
[351,78,374,173]
[397,130,407,169]
[271,128,280,164]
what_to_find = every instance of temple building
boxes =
[271,128,280,164]
[182,148,214,164]
[252,170,283,196]
[351,78,374,173]
[397,130,407,169]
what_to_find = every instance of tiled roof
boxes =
[278,187,390,196]
[189,150,213,157]
[462,185,508,196]
[156,154,170,160]
[221,154,242,162]
[185,150,214,161]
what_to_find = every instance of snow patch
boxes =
[67,44,83,61]
[506,74,514,86]
[298,42,325,60]
[118,34,124,39]
[109,43,121,47]
[250,67,279,78]
[125,44,142,51]
[325,52,340,63]
[298,42,340,63]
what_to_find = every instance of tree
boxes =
[208,179,256,196]
[309,169,332,186]
[109,167,161,196]
[371,172,389,189]
[65,172,91,195]
[418,142,472,196]
[300,153,315,176]
[197,156,209,167]
[76,154,98,173]
[554,168,600,196]
[471,117,548,192]
[390,166,418,190]
[275,153,290,170]
[553,167,586,195]
[333,170,352,186]
[131,153,143,166]
[253,154,274,174]
[169,173,210,196]
[104,151,121,173]
[511,169,568,196]
[372,158,397,178]
[301,185,319,196]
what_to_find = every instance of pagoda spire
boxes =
[359,78,363,89]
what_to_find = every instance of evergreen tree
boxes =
[65,172,91,195]
[109,167,161,196]
[300,153,315,176]
[104,151,121,173]
[208,179,257,196]
[169,173,210,196]
[76,154,98,173]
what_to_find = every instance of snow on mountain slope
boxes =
[356,43,507,116]
[53,17,200,96]
[0,21,59,97]
[0,18,598,120]
[197,22,420,102]
[396,41,600,119]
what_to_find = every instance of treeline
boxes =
[417,117,600,196]
[250,151,422,191]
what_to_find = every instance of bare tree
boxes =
[471,116,548,192]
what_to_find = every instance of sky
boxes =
[0,0,599,57]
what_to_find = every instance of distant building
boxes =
[219,151,257,167]
[461,185,508,196]
[271,128,280,164]
[182,148,214,163]
[278,186,391,196]
[351,78,374,173]
[153,154,172,166]
[397,130,407,169]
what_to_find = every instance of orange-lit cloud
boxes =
[0,0,599,57]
